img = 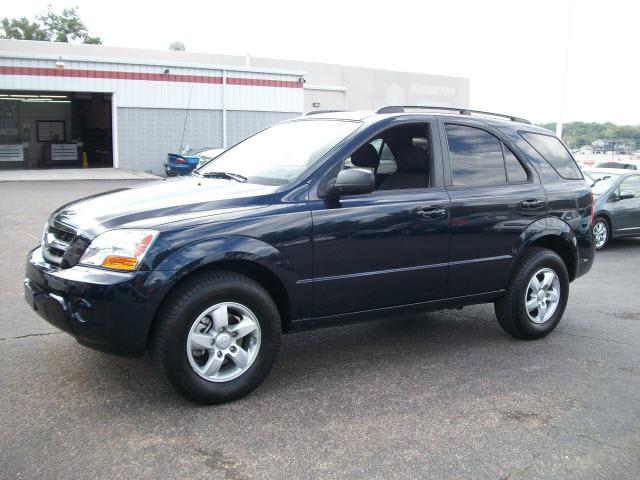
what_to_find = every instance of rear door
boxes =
[439,121,547,297]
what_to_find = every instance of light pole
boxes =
[556,0,574,140]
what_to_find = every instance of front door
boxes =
[612,174,640,234]
[310,122,450,317]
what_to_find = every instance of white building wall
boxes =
[0,57,303,111]
[0,40,470,174]
[0,52,304,173]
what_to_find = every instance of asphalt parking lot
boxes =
[1,180,639,480]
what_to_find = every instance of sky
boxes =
[3,0,639,125]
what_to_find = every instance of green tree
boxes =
[0,17,49,40]
[1,5,101,44]
[538,121,640,150]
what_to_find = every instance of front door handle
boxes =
[519,199,545,210]
[416,207,448,220]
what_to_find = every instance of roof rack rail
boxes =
[305,110,344,116]
[376,105,531,124]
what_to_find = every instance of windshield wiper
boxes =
[201,171,248,183]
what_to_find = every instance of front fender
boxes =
[154,235,296,290]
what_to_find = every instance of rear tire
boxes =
[494,247,569,340]
[151,271,281,404]
[593,216,610,250]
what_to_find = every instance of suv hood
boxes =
[52,176,278,235]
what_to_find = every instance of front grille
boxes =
[42,222,77,265]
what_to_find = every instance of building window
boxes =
[37,121,65,142]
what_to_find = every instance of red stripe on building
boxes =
[0,66,303,88]
[226,77,303,88]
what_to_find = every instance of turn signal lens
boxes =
[101,255,138,270]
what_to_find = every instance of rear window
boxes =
[520,132,582,180]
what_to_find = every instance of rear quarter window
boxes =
[520,131,582,180]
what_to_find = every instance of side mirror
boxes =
[619,190,635,200]
[329,168,375,196]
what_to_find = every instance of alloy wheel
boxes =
[186,302,261,382]
[524,268,561,324]
[593,221,608,249]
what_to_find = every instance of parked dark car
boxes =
[585,167,640,249]
[25,106,595,404]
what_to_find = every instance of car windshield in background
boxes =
[180,146,213,155]
[199,120,361,185]
[587,171,620,194]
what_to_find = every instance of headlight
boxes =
[79,229,158,271]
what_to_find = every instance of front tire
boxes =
[494,247,569,340]
[151,271,281,404]
[593,216,610,250]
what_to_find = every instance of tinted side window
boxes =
[503,145,528,183]
[520,132,582,179]
[445,124,506,186]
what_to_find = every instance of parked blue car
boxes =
[164,147,225,176]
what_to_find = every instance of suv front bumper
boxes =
[24,247,161,357]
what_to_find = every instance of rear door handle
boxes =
[519,199,545,210]
[416,207,448,220]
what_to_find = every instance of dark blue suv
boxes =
[24,106,595,403]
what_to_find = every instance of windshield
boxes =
[587,171,620,194]
[199,120,361,185]
[178,146,214,155]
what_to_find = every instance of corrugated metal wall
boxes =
[117,109,300,174]
[226,110,299,147]
[117,108,223,173]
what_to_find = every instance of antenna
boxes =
[179,83,195,152]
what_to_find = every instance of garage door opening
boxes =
[0,91,113,169]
